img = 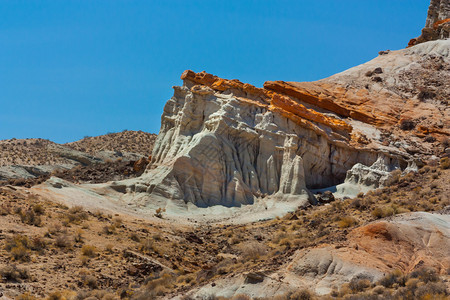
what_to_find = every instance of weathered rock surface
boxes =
[409,0,450,46]
[128,72,408,209]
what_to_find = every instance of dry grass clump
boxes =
[63,205,89,225]
[54,234,72,249]
[78,269,99,289]
[337,216,358,228]
[4,234,32,261]
[73,289,119,300]
[16,207,42,226]
[129,232,140,242]
[16,293,38,300]
[238,241,267,261]
[102,224,117,235]
[139,238,156,254]
[81,245,97,258]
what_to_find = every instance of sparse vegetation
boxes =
[0,163,447,299]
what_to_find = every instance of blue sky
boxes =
[0,0,428,143]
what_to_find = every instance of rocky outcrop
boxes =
[125,66,414,209]
[118,40,450,210]
[409,0,450,46]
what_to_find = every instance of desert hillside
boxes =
[0,131,156,184]
[66,130,157,158]
[0,159,448,299]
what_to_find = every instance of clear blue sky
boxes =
[0,0,428,143]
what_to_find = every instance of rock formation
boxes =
[28,1,449,218]
[111,34,449,211]
[111,32,446,212]
[409,0,450,46]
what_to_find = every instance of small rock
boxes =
[317,191,335,204]
[373,67,383,74]
[244,272,265,284]
[372,76,383,82]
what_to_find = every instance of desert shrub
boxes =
[11,245,30,261]
[105,243,114,254]
[65,206,89,224]
[74,229,84,243]
[338,216,357,228]
[77,290,119,300]
[45,222,65,238]
[140,238,156,254]
[47,292,64,300]
[0,264,30,282]
[32,204,45,215]
[371,207,384,219]
[55,234,72,249]
[113,216,123,227]
[371,206,396,219]
[409,267,439,283]
[378,270,404,288]
[230,295,251,300]
[0,205,11,215]
[5,234,31,251]
[400,119,415,130]
[440,157,449,169]
[349,278,371,293]
[5,234,32,261]
[19,209,42,226]
[83,275,98,289]
[102,224,116,235]
[289,289,314,300]
[31,236,46,253]
[414,282,448,298]
[16,293,37,300]
[81,245,97,258]
[132,271,174,299]
[130,233,140,242]
[238,242,267,261]
[153,233,163,241]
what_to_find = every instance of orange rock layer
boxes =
[264,81,380,125]
[181,70,353,134]
[433,18,450,29]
